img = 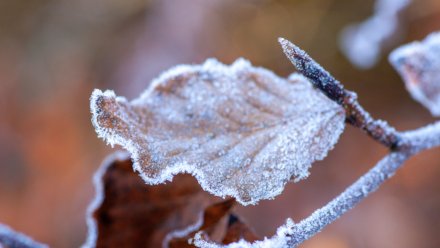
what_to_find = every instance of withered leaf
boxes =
[166,199,236,248]
[191,218,295,248]
[90,58,345,205]
[389,32,440,116]
[166,202,260,248]
[221,215,259,245]
[84,152,221,248]
[0,224,48,248]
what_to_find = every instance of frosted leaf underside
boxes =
[90,58,345,205]
[389,32,440,116]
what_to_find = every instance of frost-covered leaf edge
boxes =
[190,218,295,248]
[164,199,235,247]
[90,58,345,206]
[389,31,440,116]
[82,151,130,248]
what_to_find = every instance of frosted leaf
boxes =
[0,223,48,248]
[83,151,221,248]
[90,58,345,205]
[165,202,260,247]
[191,218,295,248]
[166,199,236,247]
[222,215,259,244]
[340,0,410,69]
[389,32,440,116]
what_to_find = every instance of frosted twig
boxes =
[0,223,48,248]
[285,120,440,247]
[286,152,408,246]
[277,38,440,247]
[402,120,440,152]
[279,38,402,149]
[188,122,440,248]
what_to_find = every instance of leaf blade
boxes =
[389,32,440,116]
[90,58,345,205]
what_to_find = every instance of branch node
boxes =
[279,37,402,149]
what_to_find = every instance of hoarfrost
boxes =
[389,32,440,116]
[83,151,129,248]
[83,151,222,248]
[90,58,345,205]
[340,0,410,69]
[0,223,48,248]
[191,218,295,248]
[402,120,440,152]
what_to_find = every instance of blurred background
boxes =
[0,0,439,247]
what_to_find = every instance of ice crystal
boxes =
[191,218,295,248]
[389,32,440,116]
[278,37,345,103]
[402,121,440,152]
[0,223,48,248]
[84,151,223,248]
[83,151,129,248]
[90,58,345,205]
[340,0,410,69]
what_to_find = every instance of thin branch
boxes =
[287,152,408,247]
[403,120,440,152]
[286,121,440,247]
[277,38,440,247]
[278,38,402,149]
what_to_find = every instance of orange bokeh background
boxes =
[0,0,439,247]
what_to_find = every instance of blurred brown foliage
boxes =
[0,0,440,247]
[89,153,256,247]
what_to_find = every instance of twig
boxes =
[287,151,408,246]
[277,38,440,247]
[278,38,402,149]
[402,121,440,152]
[285,121,440,247]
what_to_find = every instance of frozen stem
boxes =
[277,38,440,247]
[285,121,440,247]
[279,38,402,149]
[286,151,409,247]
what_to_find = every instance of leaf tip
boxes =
[90,88,124,148]
[90,89,117,118]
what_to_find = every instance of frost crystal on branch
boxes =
[389,32,440,116]
[279,37,401,148]
[191,218,295,248]
[84,151,223,248]
[0,224,48,248]
[90,58,345,205]
[278,38,345,104]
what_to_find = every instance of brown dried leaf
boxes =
[0,224,47,248]
[84,152,221,248]
[389,32,440,116]
[90,58,345,205]
[166,199,236,248]
[191,218,296,248]
[165,201,259,248]
[221,215,259,245]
